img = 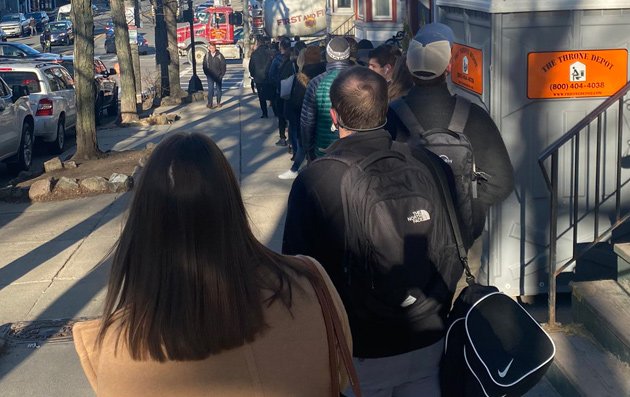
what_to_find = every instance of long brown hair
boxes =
[388,53,414,101]
[98,132,308,361]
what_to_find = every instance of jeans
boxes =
[288,111,305,172]
[207,77,222,105]
[343,339,444,397]
[256,86,268,116]
[271,97,287,140]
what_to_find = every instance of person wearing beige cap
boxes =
[386,22,514,258]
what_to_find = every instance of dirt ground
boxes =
[15,150,146,202]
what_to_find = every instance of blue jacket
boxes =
[300,61,351,161]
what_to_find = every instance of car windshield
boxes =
[0,71,42,93]
[26,13,42,20]
[50,23,67,32]
[5,43,40,55]
[1,15,21,22]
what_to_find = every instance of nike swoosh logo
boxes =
[497,358,514,378]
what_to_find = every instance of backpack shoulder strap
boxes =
[447,96,471,133]
[390,98,426,134]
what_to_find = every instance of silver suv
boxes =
[0,13,29,38]
[0,77,34,173]
[0,61,76,154]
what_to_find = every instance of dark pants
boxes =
[256,85,268,117]
[288,111,305,171]
[272,97,287,140]
[207,77,222,105]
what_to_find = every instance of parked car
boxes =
[105,32,149,55]
[0,42,61,61]
[0,28,7,42]
[0,61,77,154]
[43,21,74,46]
[0,13,30,38]
[25,11,50,31]
[58,57,118,124]
[0,75,34,173]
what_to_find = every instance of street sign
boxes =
[527,49,628,99]
[451,44,483,95]
[128,26,137,44]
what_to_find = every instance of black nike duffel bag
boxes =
[441,284,556,397]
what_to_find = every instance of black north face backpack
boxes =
[390,96,480,248]
[408,144,557,397]
[319,142,459,323]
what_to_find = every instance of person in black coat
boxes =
[202,43,227,109]
[249,39,272,118]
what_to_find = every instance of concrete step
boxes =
[572,280,630,364]
[614,243,630,280]
[523,377,562,397]
[546,329,630,397]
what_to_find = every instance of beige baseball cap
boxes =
[406,23,454,80]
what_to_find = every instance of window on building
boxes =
[372,0,392,20]
[338,0,351,9]
[357,0,364,18]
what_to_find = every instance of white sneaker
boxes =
[278,170,298,180]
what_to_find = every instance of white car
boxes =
[0,61,76,154]
[0,76,34,173]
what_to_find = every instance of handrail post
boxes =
[548,153,559,328]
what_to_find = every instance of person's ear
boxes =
[330,108,339,129]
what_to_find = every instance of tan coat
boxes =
[73,257,351,397]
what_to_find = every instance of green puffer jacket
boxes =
[314,69,341,158]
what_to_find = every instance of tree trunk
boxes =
[111,0,139,123]
[71,0,101,160]
[163,0,181,99]
[154,0,170,97]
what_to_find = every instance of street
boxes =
[0,3,243,186]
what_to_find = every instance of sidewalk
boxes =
[0,81,295,396]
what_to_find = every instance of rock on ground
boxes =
[79,176,109,193]
[29,178,53,200]
[108,173,133,193]
[44,157,63,173]
[54,177,79,193]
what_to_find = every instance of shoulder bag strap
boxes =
[447,96,471,133]
[390,98,426,134]
[296,256,362,397]
[393,142,476,285]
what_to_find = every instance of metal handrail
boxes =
[538,80,630,328]
[328,15,355,37]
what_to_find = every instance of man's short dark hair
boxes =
[330,66,388,131]
[368,44,401,68]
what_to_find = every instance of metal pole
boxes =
[548,154,559,328]
[187,0,203,93]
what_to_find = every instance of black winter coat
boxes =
[248,46,272,83]
[287,62,326,113]
[203,51,226,82]
[385,80,514,239]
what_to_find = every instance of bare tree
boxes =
[163,0,182,99]
[71,0,101,160]
[111,0,139,123]
[154,0,170,97]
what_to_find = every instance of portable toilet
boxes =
[433,0,630,296]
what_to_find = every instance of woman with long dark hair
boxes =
[73,132,353,397]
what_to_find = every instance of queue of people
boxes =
[72,23,514,397]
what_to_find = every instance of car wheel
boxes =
[107,92,118,116]
[49,117,65,154]
[188,45,208,65]
[6,120,34,174]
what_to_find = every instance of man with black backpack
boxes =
[283,67,463,397]
[387,23,514,250]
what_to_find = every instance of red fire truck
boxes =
[176,6,244,63]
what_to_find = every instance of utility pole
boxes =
[154,0,170,97]
[186,0,203,92]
